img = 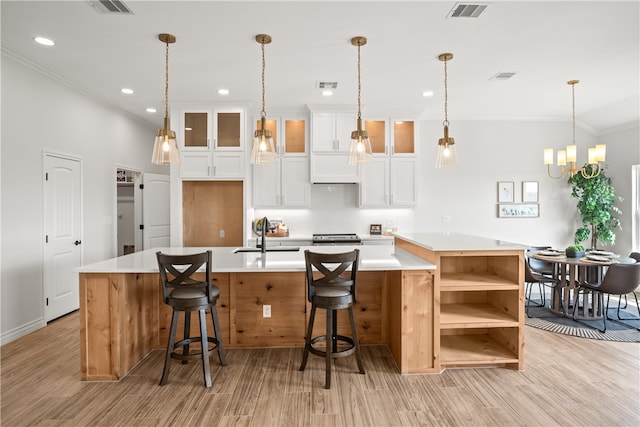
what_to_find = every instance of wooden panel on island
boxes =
[77,244,438,381]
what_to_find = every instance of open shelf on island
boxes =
[440,330,520,367]
[440,303,519,328]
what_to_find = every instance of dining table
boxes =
[529,249,636,319]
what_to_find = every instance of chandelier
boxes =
[544,80,606,179]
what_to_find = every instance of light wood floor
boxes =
[1,312,639,427]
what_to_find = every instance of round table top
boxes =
[530,251,635,266]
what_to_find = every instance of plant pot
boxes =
[565,250,585,258]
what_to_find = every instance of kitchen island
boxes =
[78,245,436,380]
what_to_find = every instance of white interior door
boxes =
[43,153,82,321]
[142,173,170,249]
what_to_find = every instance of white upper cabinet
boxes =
[359,118,416,207]
[177,106,246,179]
[311,113,354,152]
[252,116,310,207]
[310,111,359,183]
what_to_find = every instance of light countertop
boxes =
[394,232,528,252]
[77,245,435,274]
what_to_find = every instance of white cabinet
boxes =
[310,112,359,183]
[359,156,416,207]
[181,152,244,179]
[252,116,310,207]
[359,118,416,207]
[253,159,310,207]
[311,113,354,152]
[178,107,245,179]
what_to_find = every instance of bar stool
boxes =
[156,250,226,387]
[299,249,365,389]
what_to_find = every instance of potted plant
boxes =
[567,164,622,250]
[565,244,585,258]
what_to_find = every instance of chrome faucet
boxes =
[259,216,268,253]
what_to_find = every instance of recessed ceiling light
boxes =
[217,88,229,95]
[322,90,333,97]
[34,36,55,46]
[146,107,157,113]
[121,88,134,94]
[422,90,434,97]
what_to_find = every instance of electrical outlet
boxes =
[441,215,451,223]
[263,305,271,318]
[219,229,225,238]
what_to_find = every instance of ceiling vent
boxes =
[86,0,134,14]
[447,3,488,18]
[490,72,517,81]
[316,81,338,89]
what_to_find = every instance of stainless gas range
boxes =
[312,233,362,246]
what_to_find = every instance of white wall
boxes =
[0,56,167,343]
[598,123,640,254]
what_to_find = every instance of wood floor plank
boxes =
[1,312,639,427]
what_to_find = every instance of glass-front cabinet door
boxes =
[181,109,210,149]
[215,110,243,149]
[283,118,306,155]
[391,120,415,155]
[364,119,387,155]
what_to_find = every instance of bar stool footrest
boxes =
[170,336,221,362]
[308,334,356,359]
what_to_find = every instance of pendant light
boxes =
[348,36,373,165]
[435,53,457,168]
[543,80,606,179]
[151,33,180,165]
[250,34,276,165]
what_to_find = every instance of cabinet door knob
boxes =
[74,240,82,246]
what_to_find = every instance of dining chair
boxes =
[299,249,365,389]
[525,259,562,317]
[156,250,226,387]
[572,262,640,332]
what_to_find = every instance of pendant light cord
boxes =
[571,82,576,146]
[261,41,266,118]
[164,40,169,120]
[357,42,362,120]
[443,58,449,126]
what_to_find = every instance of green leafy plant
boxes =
[567,164,622,250]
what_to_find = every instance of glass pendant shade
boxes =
[348,118,373,165]
[435,125,457,168]
[251,118,276,164]
[152,117,180,165]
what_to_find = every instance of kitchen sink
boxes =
[232,246,300,253]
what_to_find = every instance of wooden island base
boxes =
[80,269,435,381]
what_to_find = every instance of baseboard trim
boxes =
[0,318,46,346]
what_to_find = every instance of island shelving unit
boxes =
[394,232,526,371]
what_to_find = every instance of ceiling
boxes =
[2,1,639,132]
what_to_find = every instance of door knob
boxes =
[74,240,82,246]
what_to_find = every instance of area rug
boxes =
[525,303,640,342]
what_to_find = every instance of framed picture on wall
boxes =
[522,181,539,202]
[497,203,540,218]
[497,181,514,203]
